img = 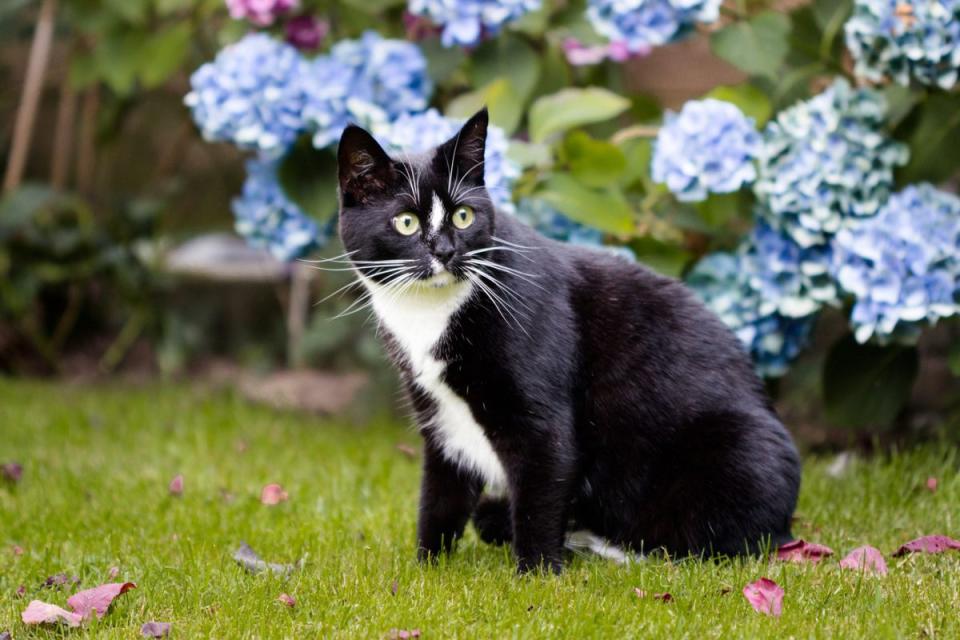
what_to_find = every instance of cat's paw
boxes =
[472,496,512,545]
[516,555,563,575]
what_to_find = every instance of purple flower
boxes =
[561,38,638,65]
[285,15,328,51]
[226,0,298,26]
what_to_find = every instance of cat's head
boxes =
[337,108,494,288]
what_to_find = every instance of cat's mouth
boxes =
[420,269,458,288]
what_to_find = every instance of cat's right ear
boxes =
[337,125,396,207]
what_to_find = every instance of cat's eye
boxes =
[452,206,475,230]
[392,213,421,236]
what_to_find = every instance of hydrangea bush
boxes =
[753,79,909,248]
[652,99,760,202]
[184,34,308,158]
[408,0,542,47]
[832,184,960,344]
[183,0,960,405]
[587,0,722,51]
[232,156,323,261]
[845,0,960,89]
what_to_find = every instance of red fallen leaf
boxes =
[839,545,888,576]
[926,477,938,493]
[633,588,671,602]
[1,462,22,484]
[776,539,834,564]
[11,544,24,556]
[108,566,120,579]
[0,630,10,640]
[21,600,83,627]
[278,593,296,608]
[141,621,172,638]
[743,578,783,617]
[169,474,184,496]
[893,535,960,556]
[15,585,26,598]
[386,630,421,639]
[67,582,136,619]
[260,483,289,505]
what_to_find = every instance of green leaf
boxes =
[628,237,690,278]
[710,11,792,79]
[470,35,541,102]
[278,144,340,224]
[561,131,626,188]
[900,93,960,184]
[695,191,748,228]
[138,23,192,88]
[529,88,630,143]
[618,138,653,190]
[420,38,467,86]
[446,78,524,135]
[507,141,552,169]
[535,174,634,235]
[822,335,919,429]
[704,84,772,126]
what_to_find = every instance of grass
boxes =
[1,379,959,639]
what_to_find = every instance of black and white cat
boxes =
[336,108,801,573]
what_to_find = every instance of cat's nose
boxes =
[431,235,455,265]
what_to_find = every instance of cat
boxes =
[335,108,801,573]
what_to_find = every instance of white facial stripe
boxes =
[429,192,445,235]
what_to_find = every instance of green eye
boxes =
[452,206,475,230]
[392,213,421,236]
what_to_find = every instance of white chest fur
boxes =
[363,276,508,491]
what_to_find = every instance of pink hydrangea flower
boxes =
[226,0,298,26]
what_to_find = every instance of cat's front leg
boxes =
[416,439,483,563]
[507,422,577,574]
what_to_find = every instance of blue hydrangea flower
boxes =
[845,0,960,89]
[754,79,909,248]
[304,31,432,149]
[375,109,520,213]
[408,0,542,47]
[232,156,326,261]
[742,219,837,318]
[587,0,722,52]
[652,99,760,202]
[687,252,817,377]
[185,34,308,158]
[514,198,636,260]
[831,183,960,344]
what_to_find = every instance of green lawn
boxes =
[1,379,959,639]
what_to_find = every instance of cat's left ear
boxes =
[338,125,396,207]
[439,107,488,186]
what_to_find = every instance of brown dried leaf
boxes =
[278,593,296,608]
[169,474,184,496]
[141,621,172,638]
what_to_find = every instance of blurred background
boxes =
[2,0,959,449]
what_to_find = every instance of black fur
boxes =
[337,109,801,574]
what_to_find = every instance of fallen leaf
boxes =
[654,592,673,602]
[1,462,22,484]
[776,539,834,564]
[926,477,938,493]
[108,566,120,579]
[235,439,249,454]
[260,483,289,505]
[169,474,184,496]
[743,578,783,617]
[633,588,646,599]
[395,444,418,459]
[11,544,24,556]
[0,630,10,640]
[826,452,852,478]
[232,541,298,575]
[391,579,399,596]
[386,630,421,639]
[16,585,26,598]
[278,593,296,608]
[893,535,960,556]
[67,582,136,619]
[42,574,80,590]
[141,621,172,638]
[839,545,888,575]
[21,600,83,627]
